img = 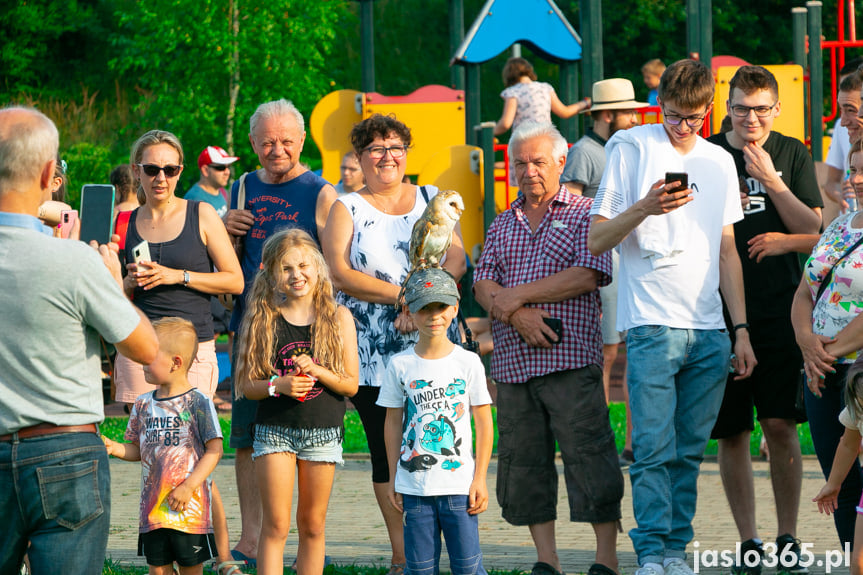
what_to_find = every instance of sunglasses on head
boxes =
[208,164,230,171]
[137,164,182,178]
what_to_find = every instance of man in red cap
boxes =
[184,145,239,217]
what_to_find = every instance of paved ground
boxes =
[105,456,852,574]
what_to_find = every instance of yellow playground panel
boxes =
[713,65,805,141]
[309,89,362,186]
[417,145,484,264]
[309,85,466,186]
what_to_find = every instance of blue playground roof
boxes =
[452,0,582,65]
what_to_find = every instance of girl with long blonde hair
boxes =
[235,228,358,575]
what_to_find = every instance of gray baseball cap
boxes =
[405,267,460,313]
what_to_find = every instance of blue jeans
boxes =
[626,326,730,565]
[805,364,862,547]
[403,494,487,575]
[0,431,111,575]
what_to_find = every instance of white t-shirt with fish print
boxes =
[377,346,492,496]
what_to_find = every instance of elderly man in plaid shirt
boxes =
[474,121,623,575]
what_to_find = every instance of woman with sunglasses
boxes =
[321,113,466,575]
[114,130,243,407]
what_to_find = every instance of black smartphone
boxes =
[543,317,563,344]
[79,184,116,244]
[665,172,688,194]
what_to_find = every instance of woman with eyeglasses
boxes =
[321,113,466,575]
[114,130,243,407]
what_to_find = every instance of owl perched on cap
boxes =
[397,189,464,307]
[409,189,464,269]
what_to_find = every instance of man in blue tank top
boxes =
[223,98,337,566]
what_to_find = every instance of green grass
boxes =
[102,403,813,458]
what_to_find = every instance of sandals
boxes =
[386,563,406,575]
[215,562,246,575]
[531,562,565,575]
[587,564,618,575]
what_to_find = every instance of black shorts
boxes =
[352,385,390,483]
[496,366,623,525]
[711,342,805,439]
[138,528,217,567]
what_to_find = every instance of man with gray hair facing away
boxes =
[0,106,158,575]
[475,121,623,575]
[223,98,337,565]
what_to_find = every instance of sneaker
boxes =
[776,534,809,574]
[732,538,763,575]
[635,562,665,575]
[663,558,695,575]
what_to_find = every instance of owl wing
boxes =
[409,217,435,268]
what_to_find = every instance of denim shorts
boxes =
[252,424,343,463]
[403,494,487,575]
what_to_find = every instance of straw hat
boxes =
[585,78,649,112]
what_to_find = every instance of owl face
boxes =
[433,190,465,223]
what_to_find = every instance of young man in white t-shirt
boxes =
[588,58,757,575]
[378,267,494,575]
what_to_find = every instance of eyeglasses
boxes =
[729,103,777,118]
[209,164,230,171]
[363,145,408,160]
[137,164,182,178]
[662,108,708,128]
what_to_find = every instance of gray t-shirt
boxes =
[561,131,607,199]
[0,216,141,433]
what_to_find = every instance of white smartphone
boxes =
[131,239,151,265]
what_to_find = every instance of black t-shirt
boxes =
[254,317,346,431]
[707,131,822,334]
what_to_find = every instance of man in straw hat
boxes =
[562,81,648,464]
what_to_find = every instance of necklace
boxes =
[367,191,394,214]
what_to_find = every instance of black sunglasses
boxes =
[137,164,182,178]
[209,164,230,171]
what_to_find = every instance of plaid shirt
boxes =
[474,186,611,383]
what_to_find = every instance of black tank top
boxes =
[254,317,346,431]
[124,201,214,341]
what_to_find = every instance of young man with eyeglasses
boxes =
[184,146,240,218]
[705,65,823,575]
[588,58,756,575]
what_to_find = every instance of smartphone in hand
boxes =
[79,184,116,244]
[58,210,78,239]
[131,240,151,266]
[542,317,564,344]
[664,172,688,194]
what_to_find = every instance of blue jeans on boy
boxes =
[626,325,730,566]
[403,494,487,575]
[0,431,111,575]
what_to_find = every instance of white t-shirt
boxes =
[376,346,492,497]
[826,120,850,172]
[591,123,743,331]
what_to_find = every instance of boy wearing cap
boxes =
[185,146,240,217]
[377,267,494,575]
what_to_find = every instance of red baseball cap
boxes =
[198,146,239,169]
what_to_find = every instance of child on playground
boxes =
[234,228,359,575]
[641,58,666,105]
[103,317,224,575]
[813,363,863,574]
[378,267,494,575]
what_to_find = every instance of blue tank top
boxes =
[124,201,214,341]
[229,170,326,331]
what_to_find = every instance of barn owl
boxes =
[409,189,464,269]
[397,189,464,308]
